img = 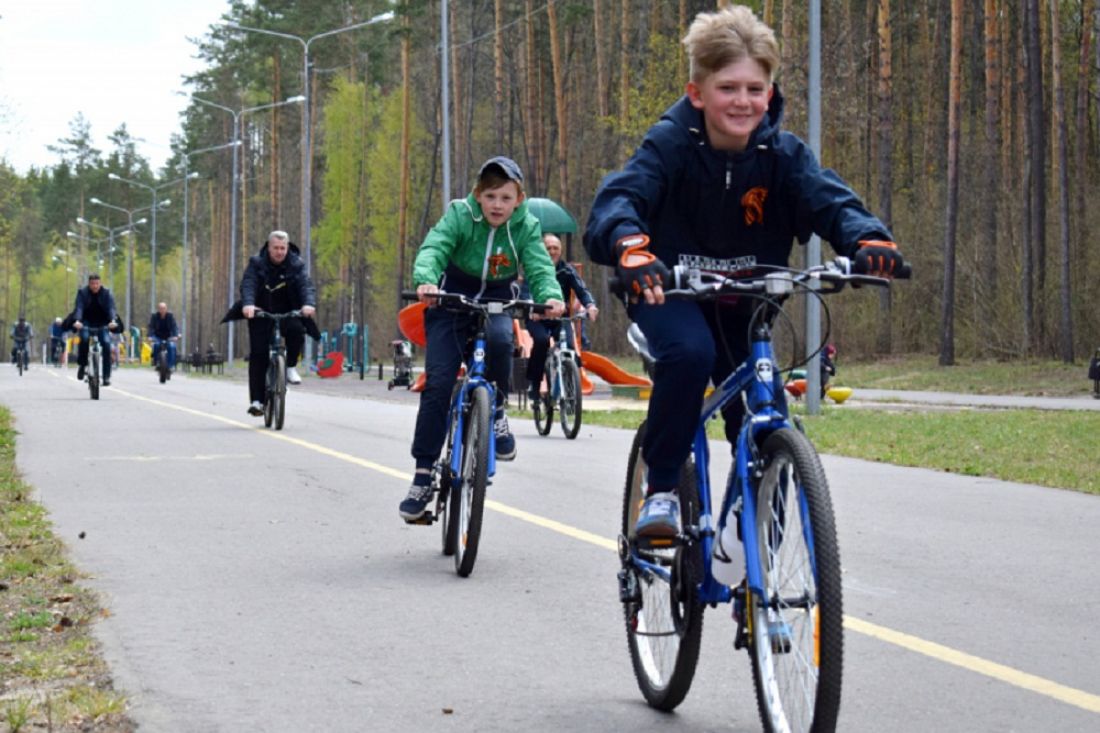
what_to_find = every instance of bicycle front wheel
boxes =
[747,427,843,733]
[273,355,287,430]
[621,421,704,711]
[158,348,169,383]
[558,358,582,439]
[17,352,24,376]
[533,358,554,436]
[453,385,490,577]
[89,350,100,400]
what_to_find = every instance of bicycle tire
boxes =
[158,347,169,383]
[747,427,843,733]
[89,349,101,400]
[273,355,287,430]
[559,358,583,439]
[621,421,704,711]
[453,385,490,577]
[263,363,275,428]
[440,383,463,556]
[17,350,24,376]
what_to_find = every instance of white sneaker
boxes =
[286,366,302,384]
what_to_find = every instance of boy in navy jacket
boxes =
[584,5,906,538]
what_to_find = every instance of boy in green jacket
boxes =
[400,156,565,521]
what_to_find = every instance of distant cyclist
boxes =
[240,230,317,416]
[523,232,599,402]
[10,316,34,367]
[49,317,66,365]
[72,273,120,386]
[147,302,180,371]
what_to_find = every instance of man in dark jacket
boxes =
[147,302,180,370]
[524,233,599,400]
[240,230,317,415]
[72,273,120,385]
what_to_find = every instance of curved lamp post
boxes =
[108,172,195,313]
[225,11,395,275]
[75,217,142,290]
[190,94,305,364]
[90,197,168,337]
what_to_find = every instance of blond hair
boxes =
[683,5,780,83]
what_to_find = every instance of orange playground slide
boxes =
[580,350,651,388]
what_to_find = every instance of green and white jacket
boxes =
[413,194,563,303]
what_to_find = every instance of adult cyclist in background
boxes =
[240,230,317,416]
[72,273,120,386]
[10,316,34,367]
[523,232,599,402]
[148,302,180,371]
[49,317,67,365]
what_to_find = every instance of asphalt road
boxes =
[4,364,1100,732]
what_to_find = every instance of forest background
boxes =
[1,0,1096,368]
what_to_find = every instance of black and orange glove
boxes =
[614,234,669,297]
[852,240,905,277]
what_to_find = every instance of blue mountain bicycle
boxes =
[617,258,904,731]
[401,291,551,577]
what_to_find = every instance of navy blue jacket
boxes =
[148,312,179,340]
[73,286,118,327]
[555,260,596,308]
[240,241,317,314]
[584,88,891,273]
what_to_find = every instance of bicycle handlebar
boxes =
[400,290,554,318]
[253,309,305,321]
[609,257,908,298]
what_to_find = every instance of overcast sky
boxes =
[0,0,231,175]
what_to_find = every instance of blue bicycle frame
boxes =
[628,323,798,609]
[446,331,498,486]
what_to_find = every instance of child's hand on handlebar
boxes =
[533,299,565,320]
[615,234,668,305]
[416,283,440,305]
[301,305,316,318]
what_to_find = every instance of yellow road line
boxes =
[105,379,1100,715]
[844,616,1100,713]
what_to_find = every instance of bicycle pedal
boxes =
[403,512,436,526]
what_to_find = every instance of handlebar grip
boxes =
[895,262,913,280]
[400,290,420,302]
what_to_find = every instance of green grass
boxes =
[837,354,1093,396]
[0,406,135,731]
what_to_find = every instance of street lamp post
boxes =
[76,217,142,290]
[90,197,166,343]
[226,11,395,275]
[52,249,75,312]
[179,140,240,351]
[190,95,305,364]
[109,172,193,313]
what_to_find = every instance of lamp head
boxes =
[108,173,120,181]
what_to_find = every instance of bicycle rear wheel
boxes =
[533,356,554,436]
[620,421,704,711]
[747,427,843,733]
[440,384,463,556]
[558,358,582,439]
[453,385,490,577]
[273,355,287,430]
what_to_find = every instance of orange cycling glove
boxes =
[853,240,905,277]
[615,234,670,296]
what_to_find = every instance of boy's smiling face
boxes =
[475,180,523,228]
[687,56,773,152]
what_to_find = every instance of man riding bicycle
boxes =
[523,232,599,402]
[49,317,66,365]
[10,316,34,367]
[147,302,180,371]
[239,230,317,416]
[72,273,120,386]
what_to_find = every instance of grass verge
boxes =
[513,402,1100,495]
[0,406,135,732]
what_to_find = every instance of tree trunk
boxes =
[1020,4,1036,353]
[1074,0,1093,316]
[271,52,281,224]
[876,0,895,354]
[397,13,411,321]
[1024,0,1045,353]
[547,0,569,208]
[619,0,630,161]
[980,0,1000,344]
[1050,0,1073,362]
[593,0,609,118]
[449,0,464,194]
[494,0,505,148]
[523,0,543,193]
[940,0,963,367]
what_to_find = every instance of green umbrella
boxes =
[526,197,577,234]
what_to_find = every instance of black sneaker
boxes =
[102,379,110,387]
[494,413,516,461]
[76,366,85,381]
[527,384,540,402]
[399,482,433,520]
